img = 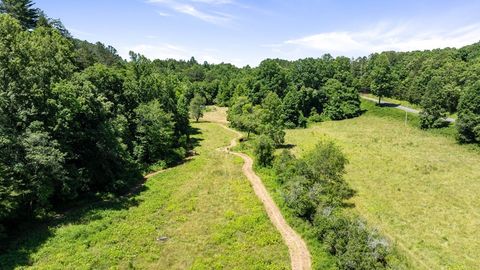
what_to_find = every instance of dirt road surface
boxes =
[219,124,312,270]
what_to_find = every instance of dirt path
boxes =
[218,123,312,270]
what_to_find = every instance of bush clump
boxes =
[273,141,396,269]
[254,135,275,167]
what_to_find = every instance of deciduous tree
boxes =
[189,94,206,122]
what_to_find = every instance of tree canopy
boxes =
[0,0,39,29]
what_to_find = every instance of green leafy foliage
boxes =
[369,54,396,104]
[0,0,39,29]
[419,77,449,129]
[253,135,275,167]
[73,40,124,69]
[189,94,206,122]
[314,213,391,270]
[134,100,176,165]
[272,142,395,269]
[355,47,479,135]
[457,82,480,143]
[0,14,190,238]
[274,142,353,219]
[323,79,361,120]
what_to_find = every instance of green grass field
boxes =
[362,93,458,119]
[285,101,480,269]
[1,122,289,269]
[362,93,423,111]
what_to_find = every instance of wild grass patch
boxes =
[0,123,289,269]
[285,101,480,269]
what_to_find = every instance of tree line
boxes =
[2,0,480,246]
[356,48,480,142]
[0,2,194,241]
[0,2,365,241]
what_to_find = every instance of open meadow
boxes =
[0,122,289,270]
[284,101,480,269]
[3,1,480,269]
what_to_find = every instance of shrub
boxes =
[308,108,324,123]
[258,124,285,146]
[254,135,274,167]
[273,140,392,269]
[303,141,354,206]
[282,175,318,218]
[314,212,391,270]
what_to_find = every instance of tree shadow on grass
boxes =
[0,190,143,270]
[187,126,203,150]
[378,102,401,108]
[278,143,296,149]
[0,127,206,270]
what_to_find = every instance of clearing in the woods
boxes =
[1,119,290,269]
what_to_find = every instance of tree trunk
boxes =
[378,95,382,106]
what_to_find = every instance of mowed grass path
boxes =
[1,123,289,269]
[286,103,480,269]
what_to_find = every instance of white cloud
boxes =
[173,4,231,24]
[147,0,233,25]
[157,11,172,17]
[283,22,480,57]
[191,0,233,4]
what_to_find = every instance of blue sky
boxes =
[36,0,480,66]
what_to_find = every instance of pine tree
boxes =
[0,0,39,29]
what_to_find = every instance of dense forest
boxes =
[0,1,193,241]
[2,0,480,262]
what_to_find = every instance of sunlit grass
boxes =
[362,93,423,111]
[285,101,480,269]
[1,123,289,269]
[362,93,458,119]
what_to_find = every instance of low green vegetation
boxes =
[234,143,338,270]
[362,93,422,111]
[0,122,289,269]
[284,101,480,269]
[245,137,406,269]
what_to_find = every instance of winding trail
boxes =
[217,123,312,270]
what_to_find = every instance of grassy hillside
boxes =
[1,123,289,269]
[285,101,480,269]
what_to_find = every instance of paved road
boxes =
[360,95,456,123]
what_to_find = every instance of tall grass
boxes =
[285,100,480,269]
